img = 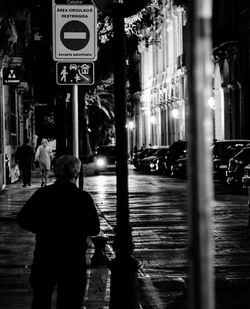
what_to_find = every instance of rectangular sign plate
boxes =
[52,4,97,61]
[56,62,94,85]
[2,67,20,85]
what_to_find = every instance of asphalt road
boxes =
[1,166,250,308]
[84,165,250,309]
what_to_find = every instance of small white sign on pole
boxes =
[52,4,97,61]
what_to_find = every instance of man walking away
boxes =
[17,155,100,309]
[16,138,34,187]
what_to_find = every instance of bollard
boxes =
[91,235,109,267]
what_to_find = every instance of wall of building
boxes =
[0,10,35,190]
[132,0,186,149]
[130,0,250,149]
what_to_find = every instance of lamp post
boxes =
[90,2,147,308]
[128,120,134,159]
[208,96,216,142]
[109,1,139,308]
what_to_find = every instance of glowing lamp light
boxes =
[150,115,156,124]
[172,108,179,118]
[128,121,134,130]
[208,96,215,109]
[96,157,106,168]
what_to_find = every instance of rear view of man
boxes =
[17,155,100,309]
[16,138,34,187]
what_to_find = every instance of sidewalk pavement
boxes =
[0,170,115,309]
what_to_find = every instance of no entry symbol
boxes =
[60,20,90,51]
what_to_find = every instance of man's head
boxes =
[54,155,81,182]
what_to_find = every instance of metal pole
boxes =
[72,84,79,187]
[72,84,79,157]
[1,85,6,186]
[109,1,139,308]
[186,0,215,309]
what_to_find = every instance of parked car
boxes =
[169,139,250,180]
[94,145,116,174]
[132,147,158,170]
[170,152,188,178]
[242,163,250,189]
[161,140,187,175]
[212,139,250,182]
[226,144,250,186]
[138,146,170,173]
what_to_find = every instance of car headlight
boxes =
[96,157,107,168]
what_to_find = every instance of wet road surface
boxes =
[1,166,250,308]
[84,166,250,308]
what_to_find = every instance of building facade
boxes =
[129,0,187,151]
[129,0,250,152]
[0,2,35,190]
[212,0,250,140]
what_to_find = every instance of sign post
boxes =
[52,1,97,183]
[72,84,79,159]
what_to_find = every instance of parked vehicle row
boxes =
[133,139,250,188]
[132,140,187,175]
[227,144,250,186]
[93,140,250,189]
[213,140,250,183]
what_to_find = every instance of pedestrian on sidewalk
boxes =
[17,155,100,309]
[15,138,34,187]
[35,138,52,186]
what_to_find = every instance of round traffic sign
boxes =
[60,20,90,51]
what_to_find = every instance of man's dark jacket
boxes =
[17,180,100,272]
[16,144,34,167]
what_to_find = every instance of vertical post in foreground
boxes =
[186,1,215,309]
[109,1,139,308]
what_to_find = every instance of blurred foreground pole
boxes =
[186,1,215,309]
[109,1,139,308]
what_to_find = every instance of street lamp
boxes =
[150,115,156,124]
[172,108,179,119]
[127,121,134,158]
[208,96,216,141]
[128,120,134,130]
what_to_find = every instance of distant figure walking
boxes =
[16,138,34,187]
[17,155,100,309]
[35,138,52,186]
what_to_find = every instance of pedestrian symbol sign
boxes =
[2,67,20,85]
[56,62,94,85]
[53,4,97,61]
